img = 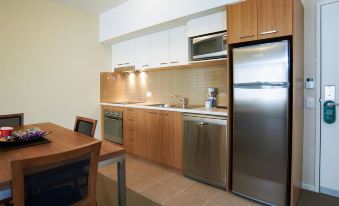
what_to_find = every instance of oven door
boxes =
[104,116,123,144]
[192,32,227,60]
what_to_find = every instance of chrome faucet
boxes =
[170,95,188,108]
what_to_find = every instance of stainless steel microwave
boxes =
[191,31,227,61]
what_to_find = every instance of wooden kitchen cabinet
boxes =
[145,110,162,163]
[227,0,293,44]
[146,110,183,170]
[257,0,292,40]
[123,108,146,158]
[227,0,258,44]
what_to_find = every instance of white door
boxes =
[135,35,151,70]
[169,26,188,65]
[150,30,169,67]
[320,0,339,198]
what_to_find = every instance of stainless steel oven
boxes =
[191,31,227,61]
[103,110,123,144]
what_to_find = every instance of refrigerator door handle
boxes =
[234,82,290,89]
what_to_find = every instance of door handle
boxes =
[327,102,339,107]
[239,34,255,39]
[196,122,208,126]
[259,30,278,35]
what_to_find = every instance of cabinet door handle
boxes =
[124,63,130,65]
[160,62,168,65]
[142,65,149,67]
[259,30,278,35]
[239,34,255,39]
[170,61,179,64]
[118,64,123,66]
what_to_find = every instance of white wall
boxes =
[302,0,318,191]
[0,0,111,138]
[99,0,236,42]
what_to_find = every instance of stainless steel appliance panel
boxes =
[184,114,227,189]
[233,40,289,84]
[232,85,289,206]
[103,110,123,144]
[192,31,227,61]
[232,40,291,206]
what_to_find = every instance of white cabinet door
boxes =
[150,30,169,67]
[112,42,123,69]
[121,39,135,67]
[112,40,135,70]
[169,26,188,65]
[135,35,150,70]
[187,11,227,37]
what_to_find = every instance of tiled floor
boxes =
[98,154,260,206]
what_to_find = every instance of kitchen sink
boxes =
[146,104,203,109]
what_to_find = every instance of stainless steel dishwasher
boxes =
[183,113,227,189]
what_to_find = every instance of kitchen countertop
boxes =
[100,102,228,117]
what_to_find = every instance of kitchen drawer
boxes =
[124,118,136,128]
[124,108,137,118]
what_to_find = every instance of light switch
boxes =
[305,97,315,109]
[146,92,152,97]
[305,78,315,89]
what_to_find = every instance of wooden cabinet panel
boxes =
[227,0,258,44]
[257,0,292,40]
[146,110,162,162]
[123,108,146,157]
[145,110,183,170]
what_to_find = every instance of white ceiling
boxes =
[52,0,128,13]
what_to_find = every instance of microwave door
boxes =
[192,32,227,60]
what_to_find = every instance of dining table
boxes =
[0,122,126,206]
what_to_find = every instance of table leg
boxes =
[117,155,126,206]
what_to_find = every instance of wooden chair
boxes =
[0,113,24,127]
[11,141,101,206]
[74,116,97,137]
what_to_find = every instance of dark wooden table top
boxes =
[0,122,125,190]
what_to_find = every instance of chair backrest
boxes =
[11,141,101,206]
[74,116,97,137]
[0,113,24,127]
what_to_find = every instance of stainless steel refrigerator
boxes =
[232,40,291,206]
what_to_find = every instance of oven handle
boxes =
[104,117,122,121]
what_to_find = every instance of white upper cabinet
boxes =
[111,25,190,71]
[112,39,135,69]
[134,35,151,70]
[187,11,227,37]
[169,26,188,65]
[150,30,170,68]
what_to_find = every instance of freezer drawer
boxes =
[183,114,227,189]
[232,86,290,206]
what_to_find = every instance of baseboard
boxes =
[302,183,316,192]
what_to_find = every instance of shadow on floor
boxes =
[96,173,160,206]
[298,190,339,206]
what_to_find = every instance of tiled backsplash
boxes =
[101,65,228,106]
